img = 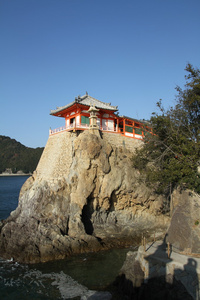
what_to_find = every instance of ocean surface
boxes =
[0,176,136,299]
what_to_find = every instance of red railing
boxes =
[49,123,118,135]
[49,124,144,140]
[50,123,90,135]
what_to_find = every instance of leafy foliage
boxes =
[132,64,200,195]
[0,136,44,174]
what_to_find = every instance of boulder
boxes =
[167,189,200,254]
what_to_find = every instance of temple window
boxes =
[81,116,90,125]
[134,128,143,135]
[125,126,133,133]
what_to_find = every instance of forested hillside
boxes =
[0,136,44,174]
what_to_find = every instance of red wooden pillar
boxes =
[100,113,102,129]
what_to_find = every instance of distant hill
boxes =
[0,135,44,174]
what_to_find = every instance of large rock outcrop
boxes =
[0,130,169,263]
[167,189,200,255]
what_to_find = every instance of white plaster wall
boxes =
[107,119,114,130]
[76,115,80,125]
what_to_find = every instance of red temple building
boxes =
[50,93,152,140]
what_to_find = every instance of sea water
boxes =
[0,176,135,299]
[0,176,29,220]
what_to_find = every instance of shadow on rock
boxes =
[110,273,193,300]
[108,246,193,300]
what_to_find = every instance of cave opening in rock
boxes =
[81,196,94,235]
[110,191,117,212]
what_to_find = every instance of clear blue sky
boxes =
[0,0,200,148]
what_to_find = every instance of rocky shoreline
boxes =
[0,173,31,176]
[0,130,170,263]
[111,240,200,300]
[0,168,31,176]
[110,188,200,300]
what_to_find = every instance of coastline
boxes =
[0,173,31,177]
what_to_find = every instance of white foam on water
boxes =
[51,271,89,299]
[22,269,90,299]
[6,257,14,262]
[0,258,112,299]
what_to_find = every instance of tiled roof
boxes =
[120,115,151,126]
[50,94,118,115]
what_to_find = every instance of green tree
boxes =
[132,64,200,196]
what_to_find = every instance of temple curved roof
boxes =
[50,94,118,115]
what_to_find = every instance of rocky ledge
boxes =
[112,249,194,300]
[111,189,200,300]
[0,130,169,263]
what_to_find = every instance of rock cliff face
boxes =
[167,189,200,254]
[0,130,169,263]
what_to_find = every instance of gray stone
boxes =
[81,291,112,300]
[167,189,200,254]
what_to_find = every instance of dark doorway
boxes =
[70,117,75,125]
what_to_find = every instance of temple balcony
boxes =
[49,124,145,140]
[49,123,118,135]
